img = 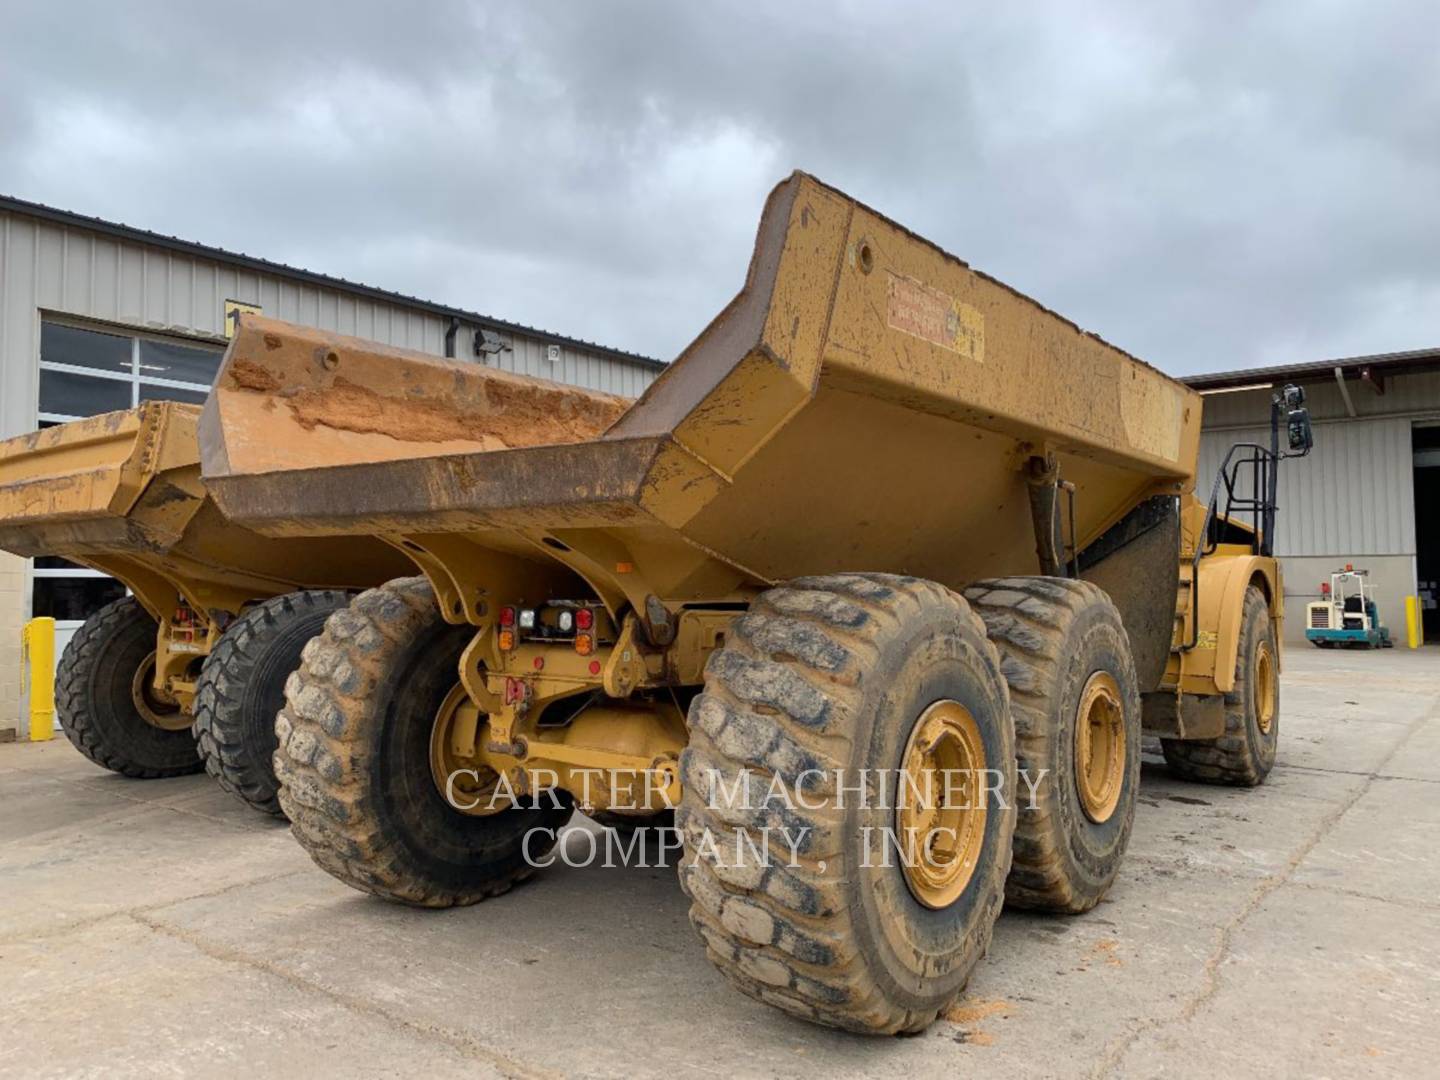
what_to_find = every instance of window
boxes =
[39,366,134,415]
[38,319,223,425]
[34,319,224,627]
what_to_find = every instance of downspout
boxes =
[1333,366,1357,418]
[444,316,461,359]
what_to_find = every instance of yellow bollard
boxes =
[1406,595,1423,650]
[20,617,57,741]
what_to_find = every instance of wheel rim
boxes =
[428,683,505,816]
[1254,641,1277,735]
[1074,671,1125,824]
[896,699,988,910]
[131,652,188,731]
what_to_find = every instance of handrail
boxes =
[1182,441,1276,651]
[1180,383,1310,654]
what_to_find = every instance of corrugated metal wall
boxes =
[492,334,655,398]
[0,208,659,440]
[1197,417,1417,557]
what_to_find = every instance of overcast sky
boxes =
[1,2,1436,374]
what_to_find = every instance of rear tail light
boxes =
[499,606,516,628]
[576,607,594,631]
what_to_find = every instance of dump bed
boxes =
[0,404,198,556]
[0,402,410,618]
[200,173,1202,604]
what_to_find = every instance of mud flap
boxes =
[1080,495,1181,694]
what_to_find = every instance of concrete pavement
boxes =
[1,646,1437,1078]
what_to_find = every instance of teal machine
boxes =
[1305,566,1393,648]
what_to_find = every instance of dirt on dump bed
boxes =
[232,371,630,450]
[228,359,284,395]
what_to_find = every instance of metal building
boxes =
[0,194,663,737]
[1188,350,1440,645]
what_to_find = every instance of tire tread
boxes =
[55,596,202,779]
[192,589,351,815]
[680,573,1012,1034]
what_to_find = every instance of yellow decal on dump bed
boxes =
[224,300,262,339]
[886,272,984,363]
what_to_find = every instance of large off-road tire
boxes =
[192,590,352,816]
[55,596,202,778]
[273,577,573,906]
[1162,586,1279,786]
[963,577,1142,914]
[679,574,1016,1035]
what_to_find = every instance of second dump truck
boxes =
[0,404,415,810]
[198,173,1311,1032]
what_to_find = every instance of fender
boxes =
[1194,550,1280,694]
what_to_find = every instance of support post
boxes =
[1406,595,1422,649]
[20,617,56,741]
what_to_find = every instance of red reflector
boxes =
[576,607,594,631]
[588,660,602,675]
[499,606,516,627]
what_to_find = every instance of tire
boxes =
[679,573,1015,1035]
[273,577,573,906]
[55,596,202,778]
[963,578,1142,914]
[192,590,352,816]
[1162,586,1278,786]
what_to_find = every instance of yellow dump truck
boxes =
[0,403,414,811]
[198,173,1312,1033]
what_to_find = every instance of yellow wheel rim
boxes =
[1254,641,1277,735]
[896,700,988,910]
[1074,671,1125,824]
[428,684,505,816]
[132,652,187,731]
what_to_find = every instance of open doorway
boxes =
[1415,423,1440,642]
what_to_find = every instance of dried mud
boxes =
[230,369,630,449]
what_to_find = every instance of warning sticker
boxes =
[886,273,984,362]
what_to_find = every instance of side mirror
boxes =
[1287,407,1313,454]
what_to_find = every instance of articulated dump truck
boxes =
[199,173,1311,1033]
[0,403,416,812]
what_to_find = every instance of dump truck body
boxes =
[0,402,410,709]
[197,173,1297,1033]
[201,174,1259,709]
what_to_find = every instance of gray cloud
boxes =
[1,1,1435,373]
